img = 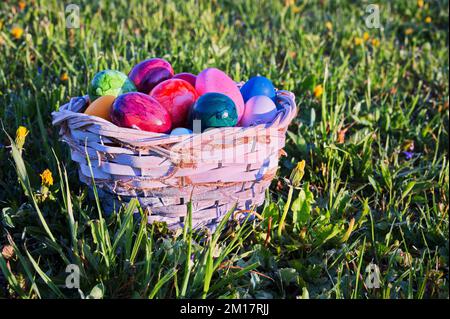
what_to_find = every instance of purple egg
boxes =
[240,95,278,127]
[128,58,174,93]
[173,72,197,87]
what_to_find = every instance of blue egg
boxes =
[170,127,193,135]
[240,76,276,103]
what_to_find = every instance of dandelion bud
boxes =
[290,160,305,188]
[1,244,14,260]
[15,126,29,151]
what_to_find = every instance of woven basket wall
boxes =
[52,87,297,232]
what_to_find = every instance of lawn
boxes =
[0,0,448,299]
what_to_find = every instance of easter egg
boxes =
[111,92,171,133]
[84,95,115,121]
[88,70,136,102]
[240,76,276,103]
[170,127,193,135]
[173,72,197,87]
[240,95,278,127]
[128,58,174,93]
[195,68,245,122]
[150,79,198,128]
[191,93,238,130]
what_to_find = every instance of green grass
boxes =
[0,0,448,299]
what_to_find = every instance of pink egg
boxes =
[240,95,278,127]
[195,68,245,122]
[150,79,198,128]
[173,72,197,87]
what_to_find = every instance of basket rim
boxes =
[52,88,297,145]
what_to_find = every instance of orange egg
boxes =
[84,95,115,121]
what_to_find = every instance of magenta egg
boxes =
[128,58,174,93]
[195,68,245,122]
[173,72,197,87]
[111,92,172,133]
[150,79,198,128]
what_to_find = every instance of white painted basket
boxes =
[52,89,297,231]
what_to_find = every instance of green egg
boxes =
[191,93,238,130]
[88,70,136,102]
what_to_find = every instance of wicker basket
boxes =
[52,87,297,232]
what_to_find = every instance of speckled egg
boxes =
[84,95,116,121]
[191,92,238,130]
[128,58,174,93]
[240,76,276,103]
[195,68,244,121]
[150,79,198,128]
[111,92,172,133]
[170,127,193,135]
[173,72,197,87]
[88,70,136,102]
[240,95,278,127]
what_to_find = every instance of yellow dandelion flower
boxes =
[292,5,301,13]
[11,26,24,39]
[60,72,69,81]
[325,21,333,31]
[354,37,364,46]
[363,32,370,41]
[425,16,432,23]
[0,36,4,46]
[417,0,424,8]
[371,38,380,47]
[18,1,26,10]
[40,169,54,187]
[313,84,323,99]
[405,28,414,35]
[15,125,29,150]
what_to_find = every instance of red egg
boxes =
[111,92,172,133]
[128,58,174,93]
[150,79,198,128]
[173,72,197,87]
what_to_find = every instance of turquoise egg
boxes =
[191,93,238,130]
[240,76,276,103]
